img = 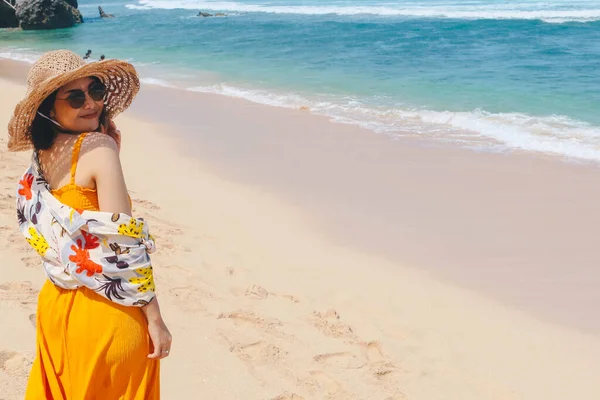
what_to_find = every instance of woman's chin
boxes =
[71,120,100,133]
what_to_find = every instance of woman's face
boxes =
[52,77,105,133]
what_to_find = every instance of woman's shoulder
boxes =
[78,131,121,174]
[80,131,119,154]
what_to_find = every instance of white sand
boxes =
[1,74,600,399]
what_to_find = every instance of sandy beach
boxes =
[1,57,600,399]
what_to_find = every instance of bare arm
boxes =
[84,132,131,215]
[85,131,172,358]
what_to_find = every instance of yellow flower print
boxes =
[129,266,155,293]
[26,227,49,256]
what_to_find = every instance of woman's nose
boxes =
[82,93,95,109]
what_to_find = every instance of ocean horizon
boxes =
[1,0,599,161]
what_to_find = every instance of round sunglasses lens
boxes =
[89,84,106,101]
[67,92,86,108]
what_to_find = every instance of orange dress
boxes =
[25,133,160,400]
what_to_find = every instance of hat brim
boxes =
[8,59,140,152]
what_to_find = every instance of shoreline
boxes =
[140,83,600,334]
[1,58,600,399]
[3,57,600,334]
[2,47,600,163]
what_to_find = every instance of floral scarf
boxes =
[15,158,156,307]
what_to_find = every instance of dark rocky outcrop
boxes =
[98,6,113,18]
[0,1,19,28]
[16,0,83,30]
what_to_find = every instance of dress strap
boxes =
[69,132,88,184]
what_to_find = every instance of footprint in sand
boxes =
[313,351,365,369]
[218,311,282,331]
[270,393,305,400]
[0,225,23,242]
[245,284,268,300]
[230,340,287,365]
[311,343,403,398]
[272,292,300,304]
[21,255,40,269]
[236,285,299,304]
[310,309,355,339]
[363,340,385,363]
[360,341,400,379]
[132,199,161,211]
[0,192,13,202]
[304,370,352,399]
[4,231,30,252]
[28,314,36,328]
[0,281,39,304]
[0,351,17,369]
[0,351,32,377]
[218,311,292,341]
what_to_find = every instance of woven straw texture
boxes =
[8,49,140,152]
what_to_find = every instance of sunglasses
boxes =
[57,82,107,109]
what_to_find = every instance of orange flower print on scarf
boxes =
[18,173,34,200]
[69,230,102,277]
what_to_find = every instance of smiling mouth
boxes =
[80,112,99,119]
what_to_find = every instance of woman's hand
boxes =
[142,298,173,359]
[147,317,173,360]
[101,119,121,152]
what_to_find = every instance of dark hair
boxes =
[30,91,58,151]
[29,76,107,150]
[98,108,108,130]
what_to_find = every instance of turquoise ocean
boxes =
[1,0,600,161]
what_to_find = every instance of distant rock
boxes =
[98,6,114,18]
[16,0,83,30]
[0,1,19,28]
[197,11,227,17]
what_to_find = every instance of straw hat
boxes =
[7,49,140,152]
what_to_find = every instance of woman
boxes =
[8,50,171,399]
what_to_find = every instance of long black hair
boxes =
[29,92,58,151]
